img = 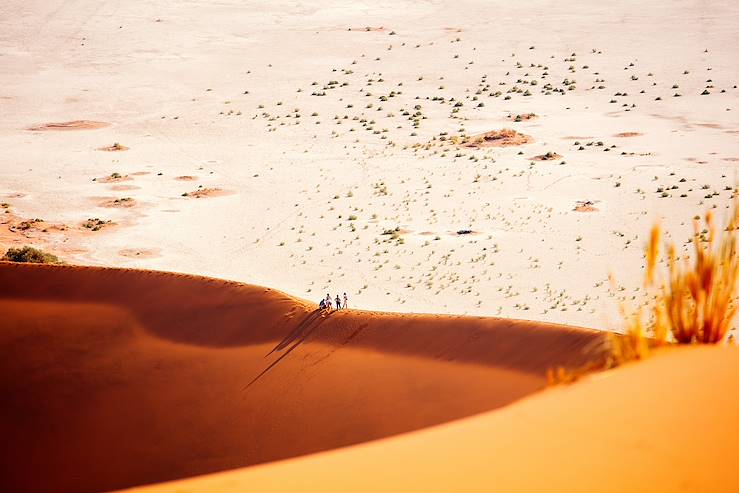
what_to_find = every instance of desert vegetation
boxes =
[2,246,62,264]
[83,218,113,231]
[550,202,738,383]
[461,128,532,148]
[98,142,129,151]
[611,202,738,363]
[3,0,738,331]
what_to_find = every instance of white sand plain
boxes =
[1,0,738,330]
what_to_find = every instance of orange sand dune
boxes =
[0,263,606,493]
[126,346,739,493]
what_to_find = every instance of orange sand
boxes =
[127,345,739,493]
[2,263,737,493]
[0,262,606,493]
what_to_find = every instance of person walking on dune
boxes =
[325,293,333,310]
[343,292,348,310]
[335,294,342,310]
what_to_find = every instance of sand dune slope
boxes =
[124,346,739,493]
[0,262,606,493]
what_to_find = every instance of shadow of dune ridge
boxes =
[0,262,610,493]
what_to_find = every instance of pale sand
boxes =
[1,0,738,331]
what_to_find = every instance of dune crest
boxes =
[0,262,606,493]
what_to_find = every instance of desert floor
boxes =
[2,0,739,330]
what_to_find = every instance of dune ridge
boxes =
[0,262,606,493]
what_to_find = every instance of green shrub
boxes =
[2,246,62,264]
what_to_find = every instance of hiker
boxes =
[325,293,333,310]
[319,298,326,310]
[335,294,341,310]
[343,292,348,309]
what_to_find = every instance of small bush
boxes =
[83,218,111,231]
[2,246,62,264]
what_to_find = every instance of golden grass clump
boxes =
[659,208,739,343]
[550,204,737,381]
[613,203,739,362]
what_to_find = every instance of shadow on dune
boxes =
[0,263,608,374]
[0,262,609,493]
[248,309,330,388]
[267,309,327,356]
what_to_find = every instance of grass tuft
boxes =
[656,206,739,343]
[548,201,739,381]
[612,201,739,364]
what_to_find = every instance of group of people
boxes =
[319,292,348,311]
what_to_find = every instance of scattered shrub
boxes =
[2,246,62,264]
[83,218,112,231]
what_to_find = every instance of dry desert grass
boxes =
[612,202,739,363]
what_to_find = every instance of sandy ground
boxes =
[124,345,739,493]
[0,262,606,493]
[1,0,739,331]
[1,262,736,493]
